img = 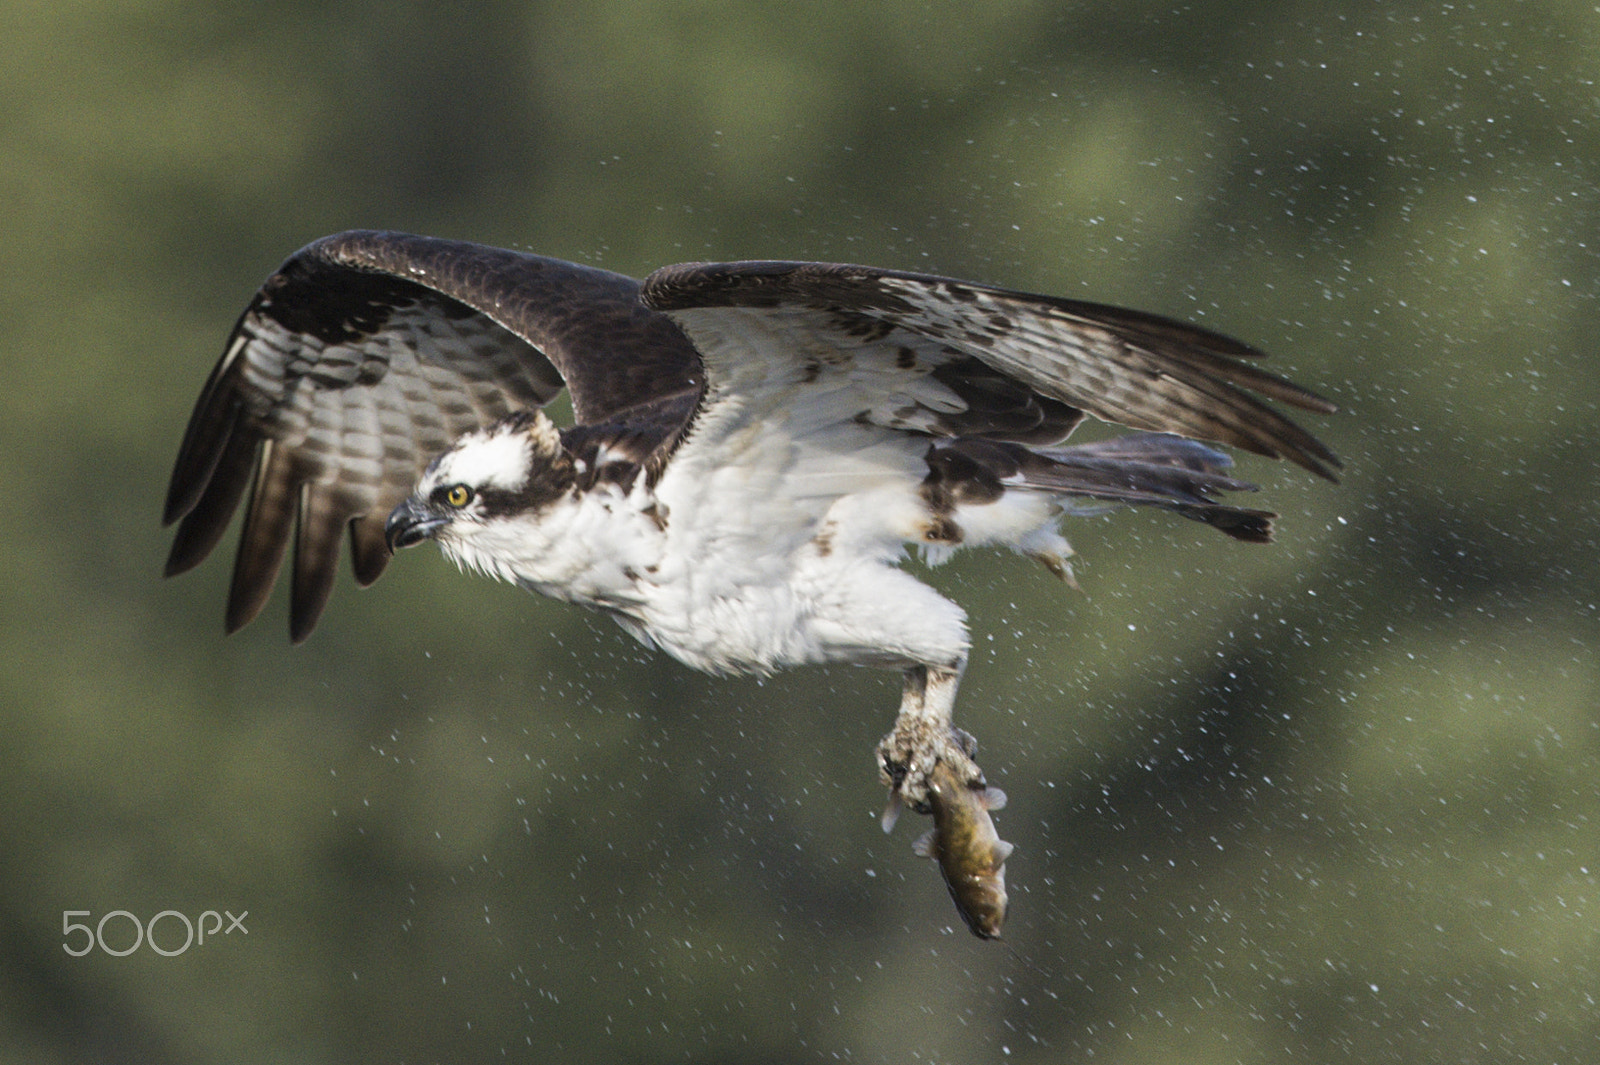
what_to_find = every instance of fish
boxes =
[909,758,1014,939]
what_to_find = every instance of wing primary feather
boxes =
[1045,297,1274,361]
[226,441,295,634]
[937,298,1342,480]
[163,335,252,525]
[348,516,392,587]
[290,484,349,644]
[164,417,254,578]
[1074,355,1341,481]
[1058,310,1340,414]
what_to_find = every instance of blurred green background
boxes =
[3,1,1596,1061]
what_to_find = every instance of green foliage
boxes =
[2,1,1596,1061]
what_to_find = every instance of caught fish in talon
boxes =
[910,759,1014,939]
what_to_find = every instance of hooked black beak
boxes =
[385,497,448,551]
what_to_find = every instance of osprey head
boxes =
[385,410,573,555]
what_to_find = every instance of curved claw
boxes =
[881,792,903,833]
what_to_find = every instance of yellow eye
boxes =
[445,484,473,508]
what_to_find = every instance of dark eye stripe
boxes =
[476,468,574,518]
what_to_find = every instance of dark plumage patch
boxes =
[927,358,1084,445]
[558,416,706,496]
[922,443,1010,509]
[918,443,1013,545]
[812,521,836,557]
[829,311,896,343]
[642,261,922,317]
[922,516,963,544]
[475,461,575,519]
[258,256,422,346]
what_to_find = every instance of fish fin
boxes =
[995,840,1016,863]
[880,792,903,834]
[982,787,1007,811]
[912,830,938,859]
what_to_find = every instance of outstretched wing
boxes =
[642,259,1339,481]
[164,230,701,641]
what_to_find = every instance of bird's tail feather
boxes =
[1028,433,1277,542]
[929,433,1280,543]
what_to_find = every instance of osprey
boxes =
[164,230,1337,827]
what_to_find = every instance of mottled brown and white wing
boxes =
[164,231,701,641]
[642,259,1339,480]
